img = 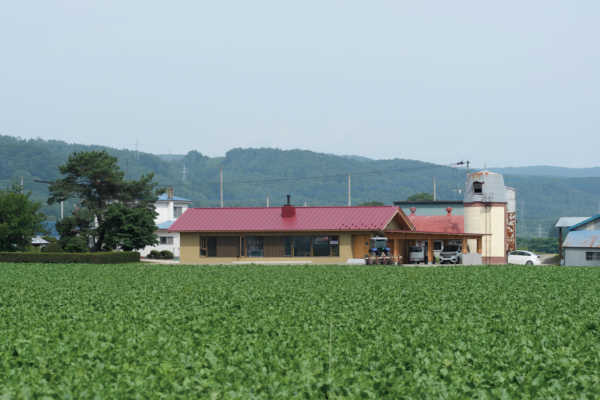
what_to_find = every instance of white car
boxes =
[508,250,542,265]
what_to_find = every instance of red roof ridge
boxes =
[187,205,399,210]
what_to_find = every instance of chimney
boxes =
[167,187,174,200]
[409,207,416,216]
[281,194,296,218]
[446,207,452,216]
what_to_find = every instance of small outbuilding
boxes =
[562,230,600,266]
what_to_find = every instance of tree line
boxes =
[0,151,160,252]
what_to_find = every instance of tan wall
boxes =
[464,204,506,261]
[385,219,402,230]
[180,232,353,264]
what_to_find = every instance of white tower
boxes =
[464,171,508,264]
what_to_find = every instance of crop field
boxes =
[1,264,600,399]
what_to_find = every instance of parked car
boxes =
[439,244,462,264]
[409,246,425,264]
[508,250,541,265]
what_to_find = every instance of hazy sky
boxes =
[1,1,598,167]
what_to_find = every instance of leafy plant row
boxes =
[1,264,600,398]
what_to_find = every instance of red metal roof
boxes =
[408,215,464,234]
[169,206,409,232]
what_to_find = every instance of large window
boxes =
[174,207,184,218]
[313,236,339,257]
[473,181,483,194]
[199,237,217,257]
[199,235,340,257]
[585,252,600,261]
[294,236,312,257]
[246,236,264,257]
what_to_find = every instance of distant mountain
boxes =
[490,166,600,178]
[2,135,599,238]
[340,155,373,162]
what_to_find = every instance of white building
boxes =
[464,171,510,264]
[140,188,192,258]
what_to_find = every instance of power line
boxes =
[197,161,467,187]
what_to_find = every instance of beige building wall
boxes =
[180,232,354,264]
[464,204,506,263]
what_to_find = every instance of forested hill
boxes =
[490,166,600,178]
[2,135,599,237]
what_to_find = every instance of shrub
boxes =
[0,252,140,264]
[43,242,64,253]
[62,236,89,253]
[160,250,174,259]
[148,250,161,259]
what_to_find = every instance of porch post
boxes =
[393,239,399,264]
[427,239,433,264]
[476,237,482,254]
[462,238,468,254]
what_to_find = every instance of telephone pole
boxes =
[219,167,224,208]
[347,174,351,206]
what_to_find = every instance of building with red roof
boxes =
[169,198,484,264]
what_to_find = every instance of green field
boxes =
[1,264,600,398]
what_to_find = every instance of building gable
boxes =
[569,214,600,232]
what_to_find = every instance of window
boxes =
[159,236,174,245]
[313,236,330,257]
[199,237,217,257]
[312,236,339,257]
[174,207,183,218]
[585,252,600,261]
[473,181,483,194]
[284,237,293,256]
[294,236,312,257]
[246,236,264,257]
[200,238,208,256]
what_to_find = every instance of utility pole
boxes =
[182,164,187,182]
[347,174,351,206]
[266,195,270,208]
[219,167,224,208]
[432,177,437,201]
[20,176,24,193]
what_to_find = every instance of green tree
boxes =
[0,185,46,251]
[406,192,434,201]
[48,151,161,251]
[55,208,94,252]
[103,204,158,251]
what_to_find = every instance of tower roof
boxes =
[464,170,507,203]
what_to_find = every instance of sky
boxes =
[1,1,599,167]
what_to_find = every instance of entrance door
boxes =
[352,235,370,259]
